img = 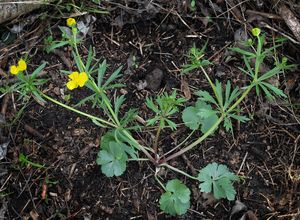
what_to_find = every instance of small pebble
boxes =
[145,67,164,91]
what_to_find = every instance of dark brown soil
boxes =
[1,1,300,219]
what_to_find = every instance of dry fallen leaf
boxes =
[29,210,40,220]
[230,200,247,219]
[181,78,191,100]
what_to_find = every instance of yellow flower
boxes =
[10,65,19,75]
[66,71,88,90]
[9,58,27,75]
[18,59,27,71]
[67,18,76,27]
[251,28,261,37]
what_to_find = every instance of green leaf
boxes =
[97,60,107,87]
[165,118,177,130]
[196,101,219,133]
[259,83,274,100]
[46,41,68,53]
[146,97,159,113]
[183,101,219,133]
[261,82,287,98]
[92,118,107,128]
[103,65,122,87]
[197,163,239,201]
[120,108,138,128]
[72,51,84,73]
[195,90,217,106]
[229,114,249,123]
[96,141,128,177]
[230,47,256,57]
[159,179,190,215]
[31,62,47,78]
[85,46,94,72]
[114,95,126,117]
[182,106,200,130]
[223,117,232,132]
[215,80,223,107]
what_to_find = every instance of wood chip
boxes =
[278,4,300,42]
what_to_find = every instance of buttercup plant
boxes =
[7,24,296,216]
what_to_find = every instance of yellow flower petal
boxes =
[17,59,27,71]
[67,18,76,27]
[10,65,19,75]
[77,72,88,87]
[68,71,79,80]
[66,80,78,90]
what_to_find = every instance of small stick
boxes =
[1,93,10,116]
[52,49,72,69]
[182,154,197,176]
[24,124,44,140]
[238,151,248,174]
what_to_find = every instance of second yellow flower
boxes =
[66,71,88,90]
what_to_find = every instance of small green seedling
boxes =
[182,42,212,74]
[146,90,186,131]
[146,90,186,155]
[159,179,191,215]
[19,153,45,169]
[197,163,239,200]
[231,29,296,100]
[194,80,249,132]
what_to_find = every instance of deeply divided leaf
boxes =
[197,163,239,201]
[96,141,128,177]
[159,179,191,215]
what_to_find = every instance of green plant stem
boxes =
[72,29,121,126]
[163,115,224,163]
[73,31,86,71]
[200,66,222,106]
[89,79,121,126]
[254,36,262,78]
[155,171,167,191]
[227,84,254,113]
[121,129,156,163]
[160,163,198,180]
[40,92,117,128]
[162,81,255,163]
[162,129,195,158]
[128,158,149,161]
[153,124,162,157]
[41,91,155,163]
[102,94,121,126]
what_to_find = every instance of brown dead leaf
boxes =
[147,212,157,220]
[202,192,217,207]
[230,200,247,219]
[279,4,300,42]
[29,210,40,220]
[240,210,258,220]
[72,128,86,136]
[181,78,191,100]
[65,189,72,202]
[285,72,299,94]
